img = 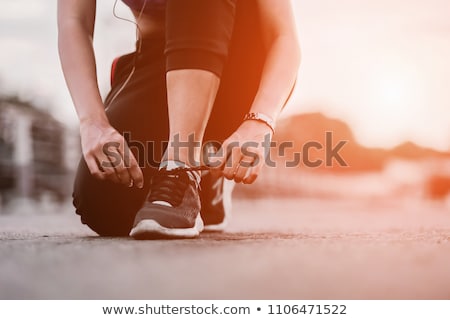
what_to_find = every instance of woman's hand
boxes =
[58,1,145,187]
[80,120,144,188]
[210,120,273,184]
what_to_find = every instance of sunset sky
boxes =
[0,0,449,150]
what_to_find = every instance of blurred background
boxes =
[0,0,449,214]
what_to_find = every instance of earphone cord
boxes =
[109,0,147,105]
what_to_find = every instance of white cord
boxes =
[109,0,148,105]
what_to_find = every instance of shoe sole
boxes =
[129,214,204,240]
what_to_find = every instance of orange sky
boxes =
[289,0,450,150]
[0,0,449,151]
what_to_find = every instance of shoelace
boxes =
[164,165,211,173]
[147,167,208,207]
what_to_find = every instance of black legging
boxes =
[72,0,267,236]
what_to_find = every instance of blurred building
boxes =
[0,96,78,208]
[235,113,450,201]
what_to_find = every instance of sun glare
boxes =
[378,77,410,108]
[372,72,418,123]
[354,57,427,147]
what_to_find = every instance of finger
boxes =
[242,148,264,184]
[120,144,144,188]
[97,155,121,184]
[243,171,257,184]
[86,156,105,180]
[103,139,131,186]
[222,145,241,180]
[233,163,246,183]
[108,149,132,186]
[233,156,255,183]
[237,144,260,180]
[243,158,263,184]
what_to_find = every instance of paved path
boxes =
[1,198,450,299]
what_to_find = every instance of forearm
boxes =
[249,35,301,121]
[58,21,108,126]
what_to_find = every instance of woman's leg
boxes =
[163,0,236,165]
[164,70,219,165]
[129,0,237,239]
[200,0,267,230]
[72,158,150,236]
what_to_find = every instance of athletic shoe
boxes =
[200,171,235,232]
[129,168,203,239]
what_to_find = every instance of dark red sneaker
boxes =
[200,171,235,232]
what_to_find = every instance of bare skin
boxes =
[57,0,300,185]
[57,0,144,188]
[211,0,301,183]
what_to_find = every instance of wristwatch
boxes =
[243,112,275,135]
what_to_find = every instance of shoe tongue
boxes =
[160,160,201,186]
[151,161,186,208]
[160,160,185,171]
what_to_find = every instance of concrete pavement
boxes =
[1,198,450,299]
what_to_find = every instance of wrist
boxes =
[79,113,109,128]
[243,112,275,135]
